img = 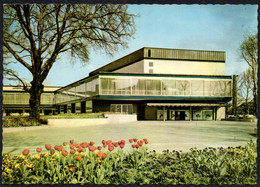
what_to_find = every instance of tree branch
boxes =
[4,69,30,92]
[4,40,32,72]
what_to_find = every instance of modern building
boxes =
[3,47,233,120]
[2,86,60,116]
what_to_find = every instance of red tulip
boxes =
[36,148,42,153]
[132,144,136,148]
[107,140,112,144]
[40,153,45,157]
[57,146,63,152]
[75,155,82,161]
[102,140,106,144]
[129,139,133,143]
[133,138,138,142]
[89,146,96,151]
[96,152,103,157]
[135,144,139,149]
[70,144,75,149]
[103,143,107,148]
[70,149,76,154]
[63,142,67,146]
[22,149,30,156]
[120,144,125,149]
[54,145,58,150]
[75,144,81,148]
[50,149,55,155]
[102,153,107,159]
[108,145,114,152]
[143,138,148,142]
[62,150,68,156]
[144,140,148,144]
[138,141,143,146]
[121,140,125,144]
[45,144,52,150]
[90,141,95,146]
[81,142,88,148]
[97,146,102,150]
[77,148,82,152]
[114,143,119,147]
[70,140,74,144]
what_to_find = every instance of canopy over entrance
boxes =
[146,103,224,107]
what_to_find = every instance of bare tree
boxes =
[239,33,257,115]
[3,4,136,120]
[238,68,253,114]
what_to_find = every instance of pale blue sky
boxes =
[4,5,258,86]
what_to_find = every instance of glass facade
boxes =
[3,92,55,105]
[55,77,99,104]
[100,76,232,97]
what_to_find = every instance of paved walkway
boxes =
[3,121,257,155]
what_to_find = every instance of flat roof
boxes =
[3,85,61,92]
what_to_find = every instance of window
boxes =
[191,80,203,96]
[149,69,153,74]
[149,62,153,67]
[148,49,151,57]
[110,104,133,114]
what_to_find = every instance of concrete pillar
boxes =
[163,106,165,121]
[190,106,192,121]
[214,107,217,121]
[64,105,67,113]
[71,103,75,113]
[57,106,61,114]
[81,101,86,113]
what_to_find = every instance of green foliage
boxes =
[3,117,48,128]
[2,140,256,184]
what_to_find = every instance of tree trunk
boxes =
[29,80,44,120]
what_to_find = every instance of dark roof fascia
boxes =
[3,91,56,93]
[143,57,225,63]
[3,85,61,88]
[98,72,233,79]
[97,95,232,102]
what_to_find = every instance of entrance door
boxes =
[175,111,185,120]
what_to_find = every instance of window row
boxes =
[110,104,133,114]
[100,78,231,97]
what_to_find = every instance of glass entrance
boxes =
[175,111,186,120]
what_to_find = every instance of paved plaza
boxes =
[3,120,257,155]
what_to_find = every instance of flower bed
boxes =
[2,139,256,184]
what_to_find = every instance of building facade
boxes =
[3,86,60,116]
[3,47,233,120]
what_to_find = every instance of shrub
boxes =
[2,117,48,128]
